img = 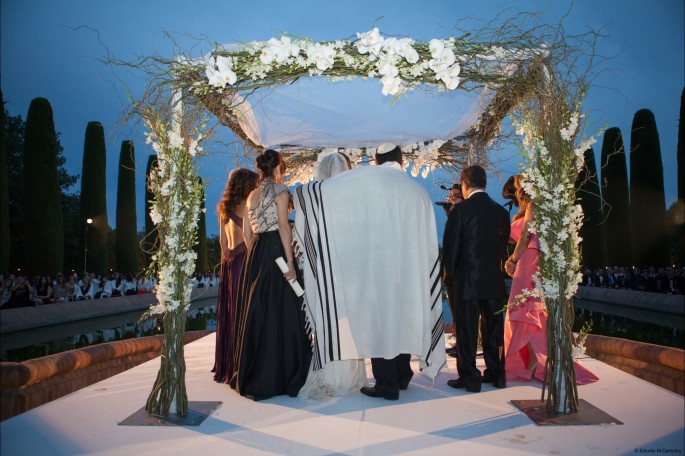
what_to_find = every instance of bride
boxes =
[298,152,367,400]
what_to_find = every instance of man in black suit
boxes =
[442,165,510,392]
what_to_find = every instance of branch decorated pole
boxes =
[141,99,205,418]
[514,64,597,413]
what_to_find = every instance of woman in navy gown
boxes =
[230,150,312,400]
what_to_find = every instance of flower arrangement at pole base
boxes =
[571,320,593,358]
[139,103,205,418]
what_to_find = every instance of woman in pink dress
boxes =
[504,175,598,384]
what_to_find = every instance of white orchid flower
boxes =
[429,39,445,57]
[383,37,398,53]
[444,64,461,90]
[215,57,237,86]
[356,28,384,59]
[215,55,232,71]
[381,75,402,96]
[403,46,420,64]
[205,64,224,88]
[323,45,336,63]
[273,45,290,63]
[377,59,399,77]
[260,46,276,65]
[306,43,335,71]
[390,38,409,55]
[271,38,297,63]
[357,28,381,47]
[437,48,456,66]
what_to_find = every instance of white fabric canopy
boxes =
[233,77,493,149]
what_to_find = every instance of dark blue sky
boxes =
[2,0,683,238]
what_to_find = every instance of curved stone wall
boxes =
[0,330,211,421]
[585,334,684,396]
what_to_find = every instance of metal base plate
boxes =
[118,401,222,426]
[511,399,623,426]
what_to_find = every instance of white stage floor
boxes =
[1,334,683,455]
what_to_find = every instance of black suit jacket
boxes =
[442,191,510,301]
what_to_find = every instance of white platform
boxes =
[1,334,683,455]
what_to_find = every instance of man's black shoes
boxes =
[482,373,507,388]
[360,385,400,400]
[398,374,413,391]
[446,378,481,393]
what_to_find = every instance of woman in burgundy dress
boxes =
[212,168,259,383]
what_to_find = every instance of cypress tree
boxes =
[675,88,685,267]
[80,121,108,274]
[629,109,669,268]
[4,111,25,273]
[194,178,208,274]
[678,88,685,204]
[0,90,9,274]
[143,154,158,267]
[23,98,64,276]
[599,128,632,267]
[576,147,604,269]
[115,140,138,273]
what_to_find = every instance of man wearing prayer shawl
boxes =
[294,143,445,401]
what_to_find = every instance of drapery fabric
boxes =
[232,77,493,150]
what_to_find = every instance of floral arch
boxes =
[130,20,599,419]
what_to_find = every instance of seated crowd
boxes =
[0,270,218,309]
[579,265,685,295]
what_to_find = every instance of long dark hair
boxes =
[513,175,532,221]
[256,149,285,179]
[217,168,259,221]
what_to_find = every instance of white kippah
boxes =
[376,143,397,155]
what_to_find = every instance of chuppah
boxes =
[125,16,605,418]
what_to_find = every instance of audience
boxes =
[0,265,226,310]
[32,276,53,305]
[579,265,684,295]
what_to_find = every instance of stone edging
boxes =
[584,334,684,396]
[0,330,212,421]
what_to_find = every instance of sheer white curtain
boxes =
[232,77,494,150]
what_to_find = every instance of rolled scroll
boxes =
[275,257,305,297]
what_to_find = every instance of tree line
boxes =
[0,92,212,277]
[576,88,685,270]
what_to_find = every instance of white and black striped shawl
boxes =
[294,163,445,379]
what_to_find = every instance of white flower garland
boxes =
[280,139,446,185]
[514,112,597,303]
[192,28,547,98]
[144,117,205,315]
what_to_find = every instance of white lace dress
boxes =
[298,357,367,401]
